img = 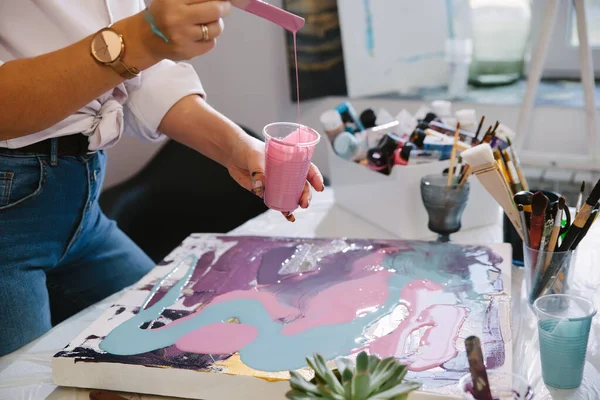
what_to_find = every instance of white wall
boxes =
[104,4,597,188]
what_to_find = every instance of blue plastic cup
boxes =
[534,294,597,389]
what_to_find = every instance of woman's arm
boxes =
[0,0,231,140]
[159,95,325,217]
[158,94,248,167]
[0,15,157,140]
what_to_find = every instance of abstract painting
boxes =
[53,235,512,399]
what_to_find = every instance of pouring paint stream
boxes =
[230,0,305,122]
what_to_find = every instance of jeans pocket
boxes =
[0,155,46,212]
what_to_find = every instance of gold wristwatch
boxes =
[90,27,140,80]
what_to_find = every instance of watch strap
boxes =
[110,60,140,80]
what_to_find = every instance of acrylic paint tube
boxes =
[407,150,443,165]
[423,136,453,161]
[320,110,345,142]
[394,143,415,166]
[367,148,391,175]
[333,131,368,162]
[428,120,474,142]
[359,108,377,129]
[336,101,365,133]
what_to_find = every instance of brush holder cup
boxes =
[503,190,569,266]
[420,174,470,243]
[524,244,577,306]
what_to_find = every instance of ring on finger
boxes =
[201,24,210,41]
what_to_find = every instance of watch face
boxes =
[92,29,122,63]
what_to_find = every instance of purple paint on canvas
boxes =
[55,236,508,385]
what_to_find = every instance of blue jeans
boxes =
[0,150,154,356]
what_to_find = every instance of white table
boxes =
[1,189,599,400]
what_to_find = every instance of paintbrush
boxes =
[514,191,533,214]
[461,144,524,239]
[493,150,512,192]
[501,149,524,193]
[465,336,493,400]
[571,206,599,251]
[559,178,600,251]
[505,137,529,192]
[459,164,472,186]
[447,123,461,187]
[536,206,598,300]
[473,116,485,145]
[529,217,555,295]
[479,126,492,144]
[529,192,549,252]
[518,204,530,247]
[576,181,585,214]
[482,122,500,145]
[546,197,564,254]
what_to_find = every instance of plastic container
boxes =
[325,137,500,239]
[534,294,597,389]
[524,244,576,306]
[263,123,320,213]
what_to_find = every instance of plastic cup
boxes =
[263,122,320,213]
[458,371,533,400]
[534,294,597,389]
[524,244,575,306]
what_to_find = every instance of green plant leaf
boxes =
[351,372,372,400]
[355,351,369,374]
[335,357,354,374]
[285,389,321,400]
[369,359,400,392]
[313,354,345,395]
[367,355,380,373]
[341,368,354,384]
[316,384,346,400]
[289,371,321,395]
[378,364,408,392]
[343,380,353,400]
[306,356,327,385]
[368,382,421,400]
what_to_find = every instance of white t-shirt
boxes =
[0,0,206,150]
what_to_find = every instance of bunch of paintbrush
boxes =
[522,179,600,302]
[472,120,529,194]
[461,143,524,240]
[444,123,472,187]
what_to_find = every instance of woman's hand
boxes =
[143,0,232,61]
[227,136,325,222]
[158,95,324,222]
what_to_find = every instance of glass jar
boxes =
[469,0,531,86]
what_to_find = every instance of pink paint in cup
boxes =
[263,122,320,213]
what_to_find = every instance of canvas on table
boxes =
[52,235,512,400]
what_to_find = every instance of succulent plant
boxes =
[286,351,421,400]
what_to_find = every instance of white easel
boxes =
[515,0,599,172]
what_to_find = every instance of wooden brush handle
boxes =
[529,214,545,251]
